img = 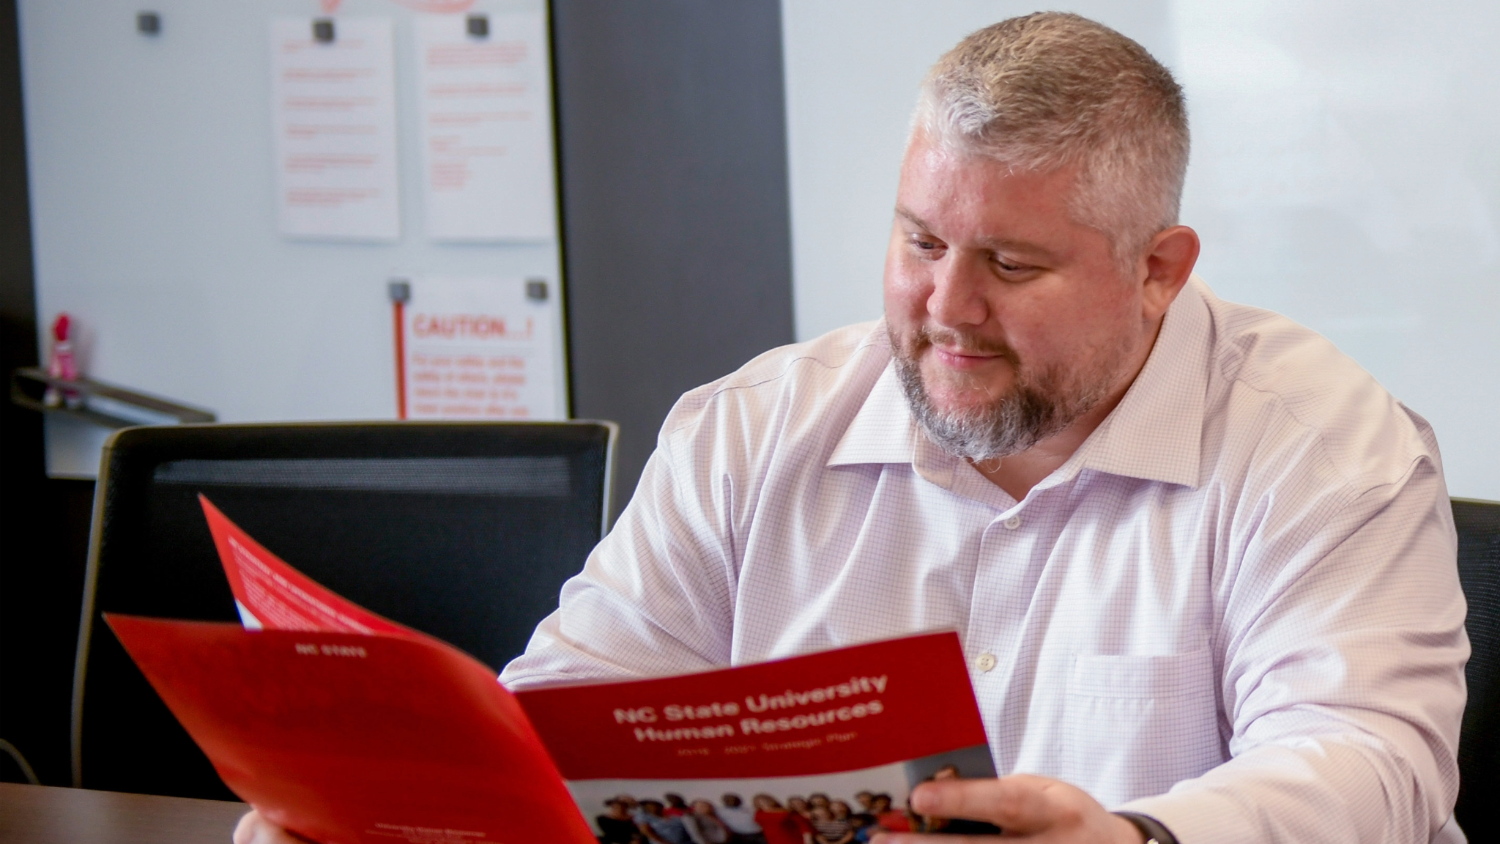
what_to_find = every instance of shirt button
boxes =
[1003,515,1022,530]
[974,653,997,672]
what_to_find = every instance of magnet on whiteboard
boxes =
[388,279,411,303]
[466,15,489,38]
[137,12,160,35]
[525,279,548,302]
[312,18,335,43]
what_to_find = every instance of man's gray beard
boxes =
[890,328,1111,463]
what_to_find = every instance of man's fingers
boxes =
[232,810,317,844]
[233,811,257,844]
[908,775,1069,833]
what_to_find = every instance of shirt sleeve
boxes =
[500,405,740,689]
[1117,454,1469,844]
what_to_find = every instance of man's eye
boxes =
[912,237,939,251]
[993,256,1027,273]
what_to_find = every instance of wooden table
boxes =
[0,782,246,843]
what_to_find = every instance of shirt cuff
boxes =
[1117,791,1257,844]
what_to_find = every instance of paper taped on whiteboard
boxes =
[415,12,558,242]
[396,277,561,420]
[269,17,401,241]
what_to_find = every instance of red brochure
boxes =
[201,495,413,638]
[107,497,998,844]
[107,615,593,844]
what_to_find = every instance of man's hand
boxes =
[233,810,315,844]
[874,775,1145,843]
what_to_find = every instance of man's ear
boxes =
[1136,225,1200,320]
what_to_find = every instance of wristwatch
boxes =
[1114,811,1179,844]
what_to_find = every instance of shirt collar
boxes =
[1058,276,1210,490]
[826,277,1211,490]
[826,357,967,493]
[826,333,919,468]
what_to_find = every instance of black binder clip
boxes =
[466,14,489,38]
[137,12,161,35]
[312,18,335,44]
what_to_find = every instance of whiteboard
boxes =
[781,0,1500,501]
[18,0,567,476]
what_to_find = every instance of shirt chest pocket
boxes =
[1058,649,1224,806]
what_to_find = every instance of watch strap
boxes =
[1114,811,1179,844]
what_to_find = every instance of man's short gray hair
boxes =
[913,13,1189,261]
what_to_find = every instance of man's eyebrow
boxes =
[894,206,930,230]
[977,235,1056,259]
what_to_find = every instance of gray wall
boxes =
[552,1,795,519]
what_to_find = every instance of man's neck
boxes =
[970,416,1109,501]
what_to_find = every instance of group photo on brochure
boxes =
[588,760,1000,844]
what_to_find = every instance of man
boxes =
[237,12,1467,844]
[716,793,766,844]
[638,799,694,844]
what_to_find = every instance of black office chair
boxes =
[1452,497,1500,839]
[71,421,616,799]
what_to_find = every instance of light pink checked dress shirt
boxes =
[502,278,1469,844]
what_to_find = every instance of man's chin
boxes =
[920,388,1007,422]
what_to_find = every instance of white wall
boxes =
[782,0,1500,500]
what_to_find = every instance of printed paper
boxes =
[415,13,558,241]
[397,276,561,420]
[269,17,401,241]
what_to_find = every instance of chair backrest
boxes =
[1451,497,1500,839]
[71,420,615,799]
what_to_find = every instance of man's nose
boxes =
[926,254,990,328]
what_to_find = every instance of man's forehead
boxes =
[893,139,1093,257]
[898,135,1078,196]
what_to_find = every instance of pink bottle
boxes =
[44,312,80,407]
